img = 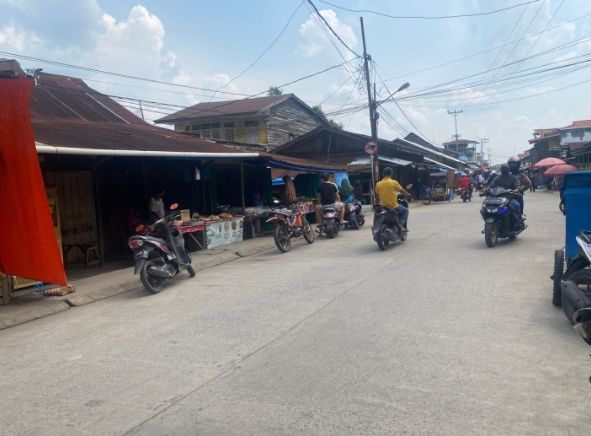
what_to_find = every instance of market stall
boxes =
[178,211,244,250]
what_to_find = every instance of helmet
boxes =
[508,156,521,174]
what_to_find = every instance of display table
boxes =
[179,221,205,251]
[235,203,315,238]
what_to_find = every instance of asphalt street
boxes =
[1,191,589,435]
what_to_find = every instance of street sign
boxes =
[365,140,378,155]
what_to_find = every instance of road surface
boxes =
[1,191,589,435]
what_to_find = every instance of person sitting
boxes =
[315,173,346,231]
[352,181,364,203]
[508,156,531,215]
[488,164,522,228]
[375,167,411,230]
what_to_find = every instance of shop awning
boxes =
[424,157,455,171]
[348,156,413,167]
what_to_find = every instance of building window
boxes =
[224,122,235,142]
[184,125,190,132]
[211,122,220,140]
[245,120,259,144]
[191,124,201,138]
[201,123,211,139]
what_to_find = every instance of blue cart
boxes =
[552,171,591,305]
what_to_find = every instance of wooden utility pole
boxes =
[447,109,463,146]
[360,17,379,198]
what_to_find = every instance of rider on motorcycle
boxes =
[488,164,522,228]
[375,167,411,230]
[508,156,532,215]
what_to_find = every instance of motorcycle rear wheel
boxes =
[274,225,291,252]
[350,214,359,230]
[357,214,365,227]
[552,249,564,306]
[302,220,315,244]
[484,223,498,248]
[140,260,164,294]
[376,225,390,250]
[562,269,591,324]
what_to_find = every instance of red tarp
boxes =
[0,77,67,285]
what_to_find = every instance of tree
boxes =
[267,86,283,96]
[312,105,343,129]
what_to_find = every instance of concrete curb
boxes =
[0,300,71,331]
[0,239,276,330]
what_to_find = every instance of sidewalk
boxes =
[0,236,275,331]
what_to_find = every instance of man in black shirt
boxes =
[489,164,522,227]
[315,174,346,229]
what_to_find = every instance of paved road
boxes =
[1,191,589,435]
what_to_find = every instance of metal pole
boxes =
[138,99,145,121]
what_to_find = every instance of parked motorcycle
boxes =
[128,203,195,294]
[344,199,365,230]
[552,230,591,306]
[479,187,526,248]
[266,204,315,252]
[321,204,341,239]
[372,195,408,250]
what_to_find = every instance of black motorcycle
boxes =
[321,204,341,239]
[461,187,472,202]
[480,187,526,248]
[344,199,365,230]
[557,231,591,322]
[372,196,408,250]
[552,230,591,306]
[128,203,195,293]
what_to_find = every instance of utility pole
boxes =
[360,16,378,200]
[479,138,489,165]
[138,99,145,121]
[447,109,463,151]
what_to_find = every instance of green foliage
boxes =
[267,86,283,96]
[312,105,343,129]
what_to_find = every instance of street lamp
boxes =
[369,82,410,204]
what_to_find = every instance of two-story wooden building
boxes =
[155,94,326,150]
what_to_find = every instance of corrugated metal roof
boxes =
[563,120,591,130]
[32,73,143,125]
[155,94,293,124]
[33,119,246,154]
[442,139,478,145]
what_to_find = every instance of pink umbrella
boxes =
[544,164,578,176]
[533,157,566,168]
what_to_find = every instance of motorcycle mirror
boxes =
[170,203,179,210]
[135,224,145,233]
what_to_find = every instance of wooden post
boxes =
[0,273,13,306]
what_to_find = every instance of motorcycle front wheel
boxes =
[484,223,498,248]
[302,220,315,244]
[185,251,196,277]
[376,225,390,250]
[274,225,291,252]
[140,260,164,294]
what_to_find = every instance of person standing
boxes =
[149,189,165,222]
[375,167,411,230]
[281,175,297,205]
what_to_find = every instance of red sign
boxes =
[365,140,378,155]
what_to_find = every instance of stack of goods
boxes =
[201,212,238,222]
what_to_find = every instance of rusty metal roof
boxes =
[155,94,294,124]
[30,73,251,154]
[563,120,591,130]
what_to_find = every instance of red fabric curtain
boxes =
[0,77,67,285]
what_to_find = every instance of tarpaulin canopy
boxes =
[0,76,66,285]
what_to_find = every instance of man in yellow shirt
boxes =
[375,167,411,229]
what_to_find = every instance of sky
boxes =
[1,0,591,163]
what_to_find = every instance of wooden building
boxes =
[155,94,326,150]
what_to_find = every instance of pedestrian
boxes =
[149,189,165,222]
[281,175,297,205]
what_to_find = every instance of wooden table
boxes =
[179,222,206,251]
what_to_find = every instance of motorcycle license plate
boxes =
[135,250,148,259]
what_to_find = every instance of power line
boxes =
[213,0,306,94]
[317,0,541,20]
[0,51,252,97]
[305,0,361,58]
[378,11,591,82]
